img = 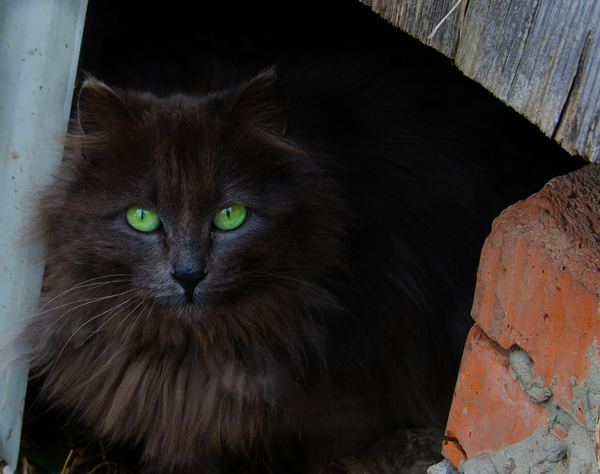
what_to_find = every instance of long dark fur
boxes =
[17,24,580,474]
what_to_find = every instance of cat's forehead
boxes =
[138,97,224,166]
[137,96,275,204]
[147,95,226,147]
[90,83,306,211]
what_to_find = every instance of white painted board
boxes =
[0,1,88,472]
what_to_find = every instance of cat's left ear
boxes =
[76,78,134,136]
[234,68,288,135]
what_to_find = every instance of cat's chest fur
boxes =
[45,327,288,463]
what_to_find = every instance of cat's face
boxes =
[37,72,345,349]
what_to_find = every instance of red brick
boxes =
[444,164,600,465]
[443,325,545,459]
[553,426,569,439]
[473,165,600,413]
[441,439,466,466]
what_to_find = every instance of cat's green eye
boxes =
[126,205,161,232]
[212,204,247,230]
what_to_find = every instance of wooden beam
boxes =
[359,0,600,162]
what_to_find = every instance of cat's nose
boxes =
[171,270,207,302]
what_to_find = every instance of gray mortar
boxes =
[436,345,600,474]
[570,342,600,431]
[459,428,569,474]
[427,459,459,474]
[509,350,554,404]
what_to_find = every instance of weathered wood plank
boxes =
[457,0,600,160]
[554,30,600,161]
[360,0,464,58]
[359,0,600,162]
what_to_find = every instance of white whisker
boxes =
[76,298,139,347]
[0,278,134,334]
[250,271,309,286]
[49,296,138,376]
[115,300,147,334]
[37,274,134,313]
[145,299,156,323]
[41,289,137,337]
[123,304,148,344]
[34,281,132,317]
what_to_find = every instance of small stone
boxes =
[427,459,459,474]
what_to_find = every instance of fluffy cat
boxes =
[17,30,579,474]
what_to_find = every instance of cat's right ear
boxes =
[76,79,133,136]
[234,69,288,135]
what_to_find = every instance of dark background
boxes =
[77,0,443,92]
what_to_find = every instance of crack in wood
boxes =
[553,29,594,150]
[505,0,541,109]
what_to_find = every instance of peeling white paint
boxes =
[0,1,88,472]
